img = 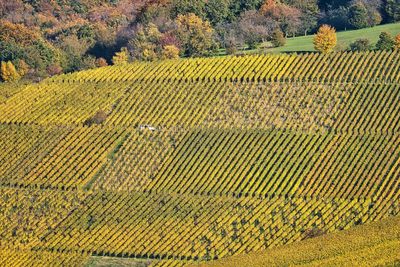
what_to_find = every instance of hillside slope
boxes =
[192,216,400,267]
[0,51,399,266]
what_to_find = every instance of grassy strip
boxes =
[265,22,400,53]
[83,132,130,191]
[85,256,152,267]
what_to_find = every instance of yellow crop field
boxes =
[0,248,89,267]
[0,51,399,266]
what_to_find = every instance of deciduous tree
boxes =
[17,59,29,77]
[175,13,214,57]
[260,0,301,37]
[229,0,264,18]
[162,45,180,59]
[0,20,39,46]
[0,61,20,82]
[313,24,337,53]
[320,6,350,31]
[0,20,60,74]
[112,47,130,65]
[236,10,275,49]
[395,34,400,49]
[56,34,92,72]
[205,0,231,25]
[171,0,207,19]
[46,64,63,76]
[285,0,319,36]
[129,23,162,61]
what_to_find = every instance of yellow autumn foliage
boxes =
[175,13,214,57]
[162,45,180,59]
[0,61,20,82]
[112,47,130,65]
[313,24,337,54]
[395,34,400,50]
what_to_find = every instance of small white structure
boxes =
[139,124,157,131]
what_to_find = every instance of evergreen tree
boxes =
[348,3,369,29]
[384,0,400,22]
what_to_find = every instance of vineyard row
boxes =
[49,51,400,84]
[0,81,400,135]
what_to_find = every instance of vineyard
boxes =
[195,216,400,266]
[0,51,399,266]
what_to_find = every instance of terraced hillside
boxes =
[1,51,400,266]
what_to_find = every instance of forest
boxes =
[0,0,399,80]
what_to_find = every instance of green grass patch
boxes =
[212,22,400,56]
[83,133,130,190]
[85,256,152,267]
[267,22,400,53]
[107,133,130,161]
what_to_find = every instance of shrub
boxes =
[84,110,108,126]
[376,32,395,51]
[313,24,337,54]
[81,56,97,69]
[302,227,326,240]
[349,38,372,51]
[226,44,237,55]
[47,64,63,76]
[271,28,286,47]
[95,57,108,67]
